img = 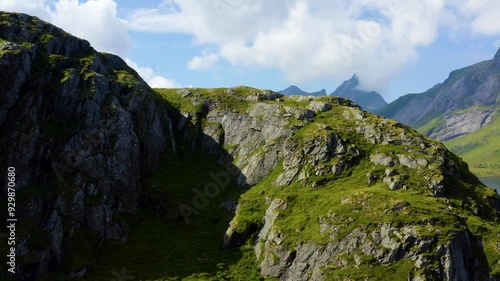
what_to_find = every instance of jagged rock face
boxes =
[171,92,360,189]
[0,13,172,279]
[186,100,307,186]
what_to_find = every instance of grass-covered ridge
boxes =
[156,87,255,113]
[149,87,500,279]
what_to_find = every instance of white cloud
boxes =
[0,0,51,20]
[49,0,131,56]
[125,58,179,88]
[129,0,500,92]
[0,0,131,56]
[147,76,179,88]
[456,0,500,35]
[3,0,500,93]
[188,53,219,70]
[127,0,447,91]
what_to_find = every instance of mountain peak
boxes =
[492,47,500,70]
[349,73,360,83]
[495,47,500,61]
[278,85,307,95]
[331,74,387,111]
[335,74,360,92]
[278,85,326,96]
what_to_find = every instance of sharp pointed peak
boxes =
[494,48,500,61]
[349,73,359,82]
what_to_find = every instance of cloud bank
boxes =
[125,58,179,88]
[129,0,500,91]
[1,0,500,92]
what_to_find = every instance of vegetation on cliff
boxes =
[378,49,500,177]
[1,12,500,281]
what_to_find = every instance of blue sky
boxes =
[1,0,499,102]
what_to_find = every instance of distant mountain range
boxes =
[278,85,327,96]
[277,75,387,112]
[279,49,500,176]
[378,48,500,176]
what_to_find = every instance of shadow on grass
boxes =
[72,95,262,280]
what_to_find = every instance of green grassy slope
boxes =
[28,86,500,280]
[225,102,500,278]
[70,146,271,281]
[444,109,500,177]
[157,88,500,279]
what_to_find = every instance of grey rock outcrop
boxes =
[308,101,332,113]
[429,108,494,141]
[255,205,482,281]
[173,95,337,188]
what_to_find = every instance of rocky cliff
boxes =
[2,12,500,281]
[0,12,174,280]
